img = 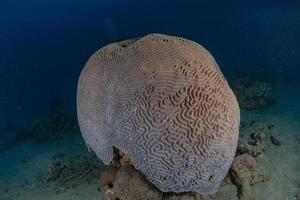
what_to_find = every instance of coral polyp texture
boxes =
[77,34,240,194]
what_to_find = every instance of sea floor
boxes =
[0,80,299,200]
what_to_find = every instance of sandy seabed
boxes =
[0,80,299,200]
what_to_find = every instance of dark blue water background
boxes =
[0,0,299,125]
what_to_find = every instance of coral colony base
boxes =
[77,34,240,194]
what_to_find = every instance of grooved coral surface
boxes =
[77,34,240,194]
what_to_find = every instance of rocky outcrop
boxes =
[229,154,265,200]
[231,77,275,110]
[103,166,163,200]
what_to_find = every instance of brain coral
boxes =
[77,34,240,194]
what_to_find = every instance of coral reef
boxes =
[0,124,18,151]
[231,77,275,110]
[163,194,195,200]
[100,165,213,200]
[229,154,265,200]
[296,187,300,200]
[103,166,163,200]
[227,120,273,200]
[3,101,78,147]
[231,154,257,173]
[270,135,281,146]
[237,142,263,157]
[119,151,133,166]
[30,105,78,143]
[100,150,213,200]
[99,167,118,192]
[98,120,273,200]
[78,33,240,194]
[163,193,211,200]
[237,121,274,157]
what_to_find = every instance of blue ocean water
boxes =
[0,1,299,199]
[1,0,299,125]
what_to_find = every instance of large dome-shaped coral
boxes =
[77,34,240,194]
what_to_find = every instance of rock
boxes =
[230,154,265,200]
[100,164,213,200]
[104,166,163,200]
[214,184,238,200]
[231,77,275,110]
[119,151,133,166]
[231,154,257,173]
[230,166,255,200]
[267,123,275,130]
[237,121,274,157]
[270,136,281,146]
[161,193,211,200]
[21,155,33,163]
[249,131,265,145]
[77,34,240,194]
[30,107,78,143]
[102,150,212,200]
[100,167,118,192]
[237,141,264,157]
[163,193,195,200]
[110,148,133,167]
[46,153,101,186]
[295,188,300,200]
